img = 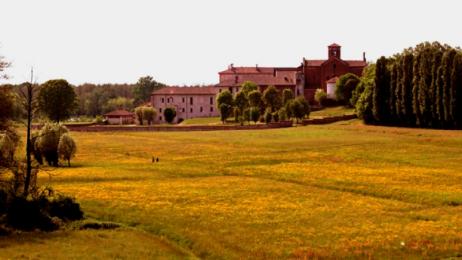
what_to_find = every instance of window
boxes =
[167,98,170,103]
[200,107,203,113]
[159,116,162,121]
[210,107,213,112]
[229,87,232,93]
[219,89,222,93]
[159,108,162,113]
[182,97,185,103]
[190,97,193,105]
[161,98,164,103]
[190,108,193,113]
[182,108,185,112]
[210,97,213,105]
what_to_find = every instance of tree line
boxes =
[352,42,462,128]
[1,75,166,121]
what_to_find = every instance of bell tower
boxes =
[328,43,341,60]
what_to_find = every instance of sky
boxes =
[0,0,460,86]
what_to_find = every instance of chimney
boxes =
[228,63,234,70]
[256,64,259,71]
[363,52,366,62]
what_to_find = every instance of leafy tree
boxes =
[262,86,281,112]
[249,107,260,124]
[264,108,272,124]
[401,53,414,124]
[103,97,134,113]
[451,53,462,127]
[0,87,15,124]
[373,57,390,123]
[282,88,294,105]
[0,53,10,80]
[356,83,374,123]
[314,88,327,106]
[290,97,310,122]
[442,49,457,125]
[234,91,248,123]
[216,90,234,123]
[35,123,69,167]
[163,107,176,124]
[219,104,233,124]
[38,79,77,123]
[58,133,77,167]
[278,107,288,121]
[133,76,166,105]
[240,81,258,96]
[335,73,360,106]
[142,106,157,125]
[135,106,144,125]
[248,90,262,108]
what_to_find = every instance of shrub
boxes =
[335,73,360,105]
[278,107,288,121]
[142,106,157,125]
[272,112,279,122]
[219,104,232,123]
[290,97,311,122]
[264,108,272,124]
[314,88,327,106]
[58,133,77,167]
[35,123,69,167]
[163,107,176,123]
[249,107,260,124]
[48,195,83,221]
[350,81,366,107]
[6,196,57,231]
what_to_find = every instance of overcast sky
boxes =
[1,0,460,86]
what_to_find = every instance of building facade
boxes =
[104,110,135,125]
[217,43,367,101]
[150,43,367,123]
[151,86,219,123]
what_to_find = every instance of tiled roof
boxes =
[218,66,299,74]
[104,110,134,117]
[326,77,339,83]
[345,60,368,67]
[305,59,367,67]
[218,67,300,87]
[152,86,217,95]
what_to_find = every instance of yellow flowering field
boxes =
[6,119,462,258]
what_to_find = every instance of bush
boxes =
[335,73,360,105]
[6,196,57,231]
[48,195,84,221]
[3,189,84,231]
[264,108,272,124]
[163,107,176,123]
[58,133,77,167]
[278,107,288,121]
[249,107,260,124]
[35,123,69,167]
[272,112,279,122]
[314,88,327,106]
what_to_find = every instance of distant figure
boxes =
[156,157,159,162]
[152,156,160,163]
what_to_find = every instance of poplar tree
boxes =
[429,49,443,126]
[443,49,457,126]
[389,62,398,123]
[450,53,462,127]
[373,57,390,123]
[412,52,422,125]
[401,52,414,125]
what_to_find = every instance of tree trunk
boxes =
[23,81,33,197]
